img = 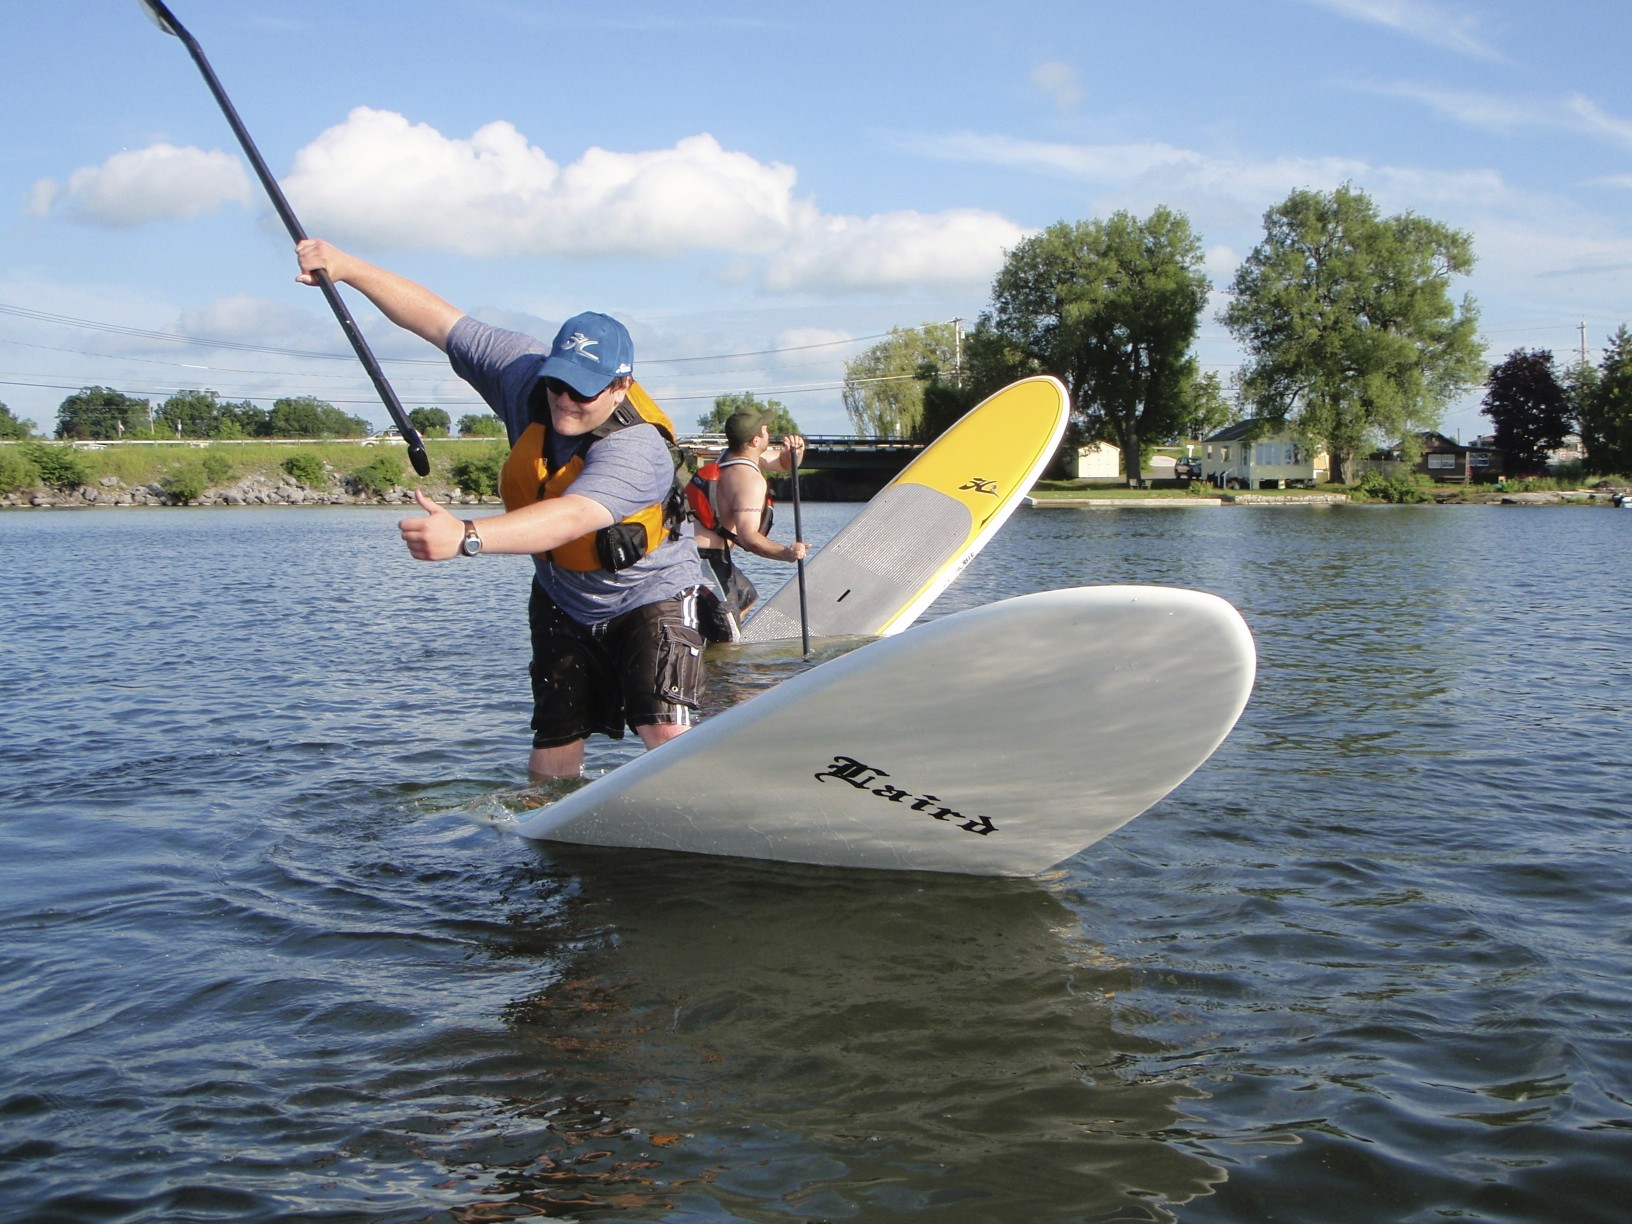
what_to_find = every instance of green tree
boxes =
[215,399,267,438]
[351,452,406,496]
[56,386,151,439]
[917,383,980,444]
[266,396,369,438]
[0,447,39,492]
[159,461,209,504]
[200,447,235,484]
[1481,349,1573,477]
[450,444,507,497]
[1221,184,1483,484]
[978,208,1211,484]
[409,406,451,436]
[1579,325,1632,475]
[0,401,36,440]
[22,442,91,490]
[157,389,223,438]
[282,452,327,486]
[1174,370,1238,444]
[697,391,801,438]
[841,323,960,437]
[457,413,504,437]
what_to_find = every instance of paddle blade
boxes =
[137,0,182,37]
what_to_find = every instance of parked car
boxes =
[1173,458,1203,480]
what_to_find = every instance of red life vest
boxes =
[686,456,772,542]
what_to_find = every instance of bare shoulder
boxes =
[716,456,766,508]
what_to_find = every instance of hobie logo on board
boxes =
[814,755,996,836]
[959,477,1000,496]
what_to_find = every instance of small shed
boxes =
[1068,441,1122,480]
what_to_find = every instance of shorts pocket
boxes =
[654,622,705,709]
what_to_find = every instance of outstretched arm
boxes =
[296,239,463,353]
[398,490,615,561]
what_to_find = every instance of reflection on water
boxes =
[480,848,1224,1219]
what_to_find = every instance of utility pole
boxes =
[952,317,963,389]
[1580,320,1588,368]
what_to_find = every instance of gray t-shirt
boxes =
[446,316,701,625]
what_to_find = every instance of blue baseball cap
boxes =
[538,311,634,398]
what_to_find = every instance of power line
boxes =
[0,300,899,368]
[0,301,430,365]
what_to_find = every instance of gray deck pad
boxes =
[741,483,973,641]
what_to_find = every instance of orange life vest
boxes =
[498,381,685,572]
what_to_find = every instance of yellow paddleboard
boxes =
[741,375,1069,641]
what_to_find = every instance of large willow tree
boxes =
[1222,184,1483,483]
[841,322,960,437]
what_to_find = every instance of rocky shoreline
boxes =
[1,471,495,510]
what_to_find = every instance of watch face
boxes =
[461,523,481,555]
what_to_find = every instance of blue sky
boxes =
[3,0,1628,440]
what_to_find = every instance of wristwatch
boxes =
[460,520,483,556]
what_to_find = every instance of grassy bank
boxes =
[1029,480,1205,500]
[4,438,491,486]
[0,438,508,505]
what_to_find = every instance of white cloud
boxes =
[907,131,1375,211]
[277,107,1022,295]
[1031,61,1084,112]
[29,144,251,227]
[1365,82,1534,130]
[174,295,328,347]
[765,209,1027,294]
[1299,0,1501,60]
[282,108,803,258]
[34,110,1026,298]
[1565,94,1632,154]
[1364,82,1632,153]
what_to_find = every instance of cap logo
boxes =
[560,332,601,363]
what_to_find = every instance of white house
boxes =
[1200,421,1328,489]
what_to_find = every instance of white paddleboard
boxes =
[502,585,1255,877]
[741,375,1070,642]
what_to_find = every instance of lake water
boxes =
[1,501,1629,1223]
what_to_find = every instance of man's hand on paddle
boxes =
[767,434,806,473]
[398,490,465,561]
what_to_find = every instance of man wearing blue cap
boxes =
[295,239,706,781]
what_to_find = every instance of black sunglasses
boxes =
[542,377,607,404]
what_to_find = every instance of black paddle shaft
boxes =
[789,446,810,656]
[138,0,429,475]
